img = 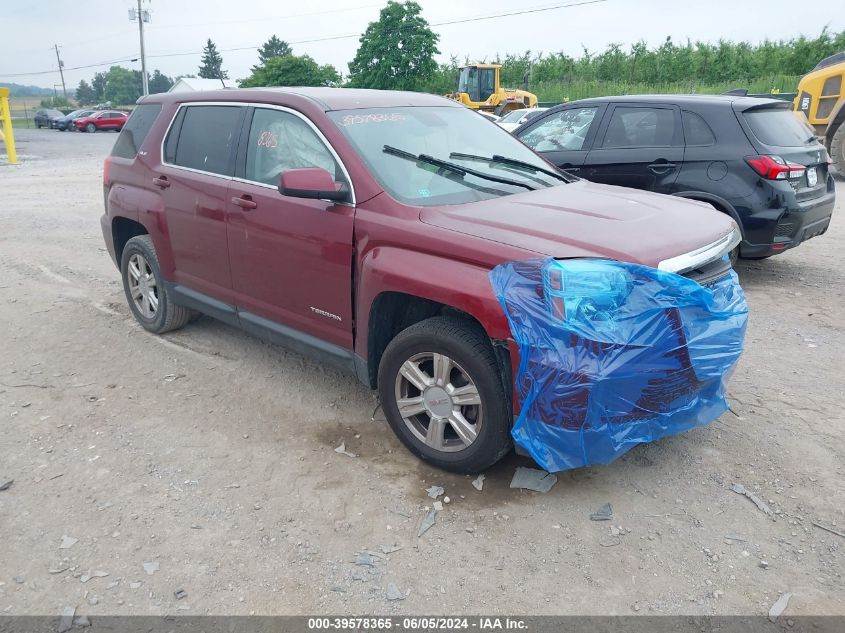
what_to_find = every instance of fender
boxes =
[355,245,513,366]
[107,184,175,276]
[672,191,744,239]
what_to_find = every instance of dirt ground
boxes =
[1,129,843,618]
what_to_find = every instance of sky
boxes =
[2,0,843,89]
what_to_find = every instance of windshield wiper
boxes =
[382,145,535,191]
[449,152,572,183]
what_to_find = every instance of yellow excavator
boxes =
[446,63,538,116]
[794,52,845,179]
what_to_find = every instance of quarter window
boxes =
[521,107,598,152]
[245,108,340,187]
[602,106,676,148]
[682,110,716,146]
[168,105,242,176]
[112,103,161,159]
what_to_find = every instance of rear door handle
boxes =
[152,176,170,189]
[231,195,258,210]
[648,162,677,173]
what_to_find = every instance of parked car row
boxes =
[33,108,129,132]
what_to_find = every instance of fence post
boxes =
[0,87,19,165]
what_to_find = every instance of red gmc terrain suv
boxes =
[101,88,740,473]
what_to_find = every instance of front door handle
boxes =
[152,176,170,189]
[648,162,677,173]
[231,195,258,210]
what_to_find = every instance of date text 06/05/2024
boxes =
[306,617,528,630]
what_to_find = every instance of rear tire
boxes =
[121,235,194,334]
[378,316,512,474]
[830,122,845,182]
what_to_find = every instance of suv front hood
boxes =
[419,180,737,268]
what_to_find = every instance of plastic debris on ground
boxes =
[385,583,405,601]
[731,483,775,519]
[334,442,357,458]
[471,475,485,491]
[768,592,792,622]
[590,502,613,521]
[425,485,444,499]
[417,509,437,537]
[489,257,747,472]
[58,535,77,550]
[58,607,76,633]
[509,466,557,493]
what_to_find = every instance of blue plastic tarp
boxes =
[489,258,748,472]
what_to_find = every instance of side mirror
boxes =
[278,168,349,203]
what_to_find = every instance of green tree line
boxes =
[69,1,845,106]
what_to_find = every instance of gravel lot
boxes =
[1,128,843,618]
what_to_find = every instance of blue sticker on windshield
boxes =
[417,188,431,198]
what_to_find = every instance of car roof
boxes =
[141,87,461,111]
[552,94,787,109]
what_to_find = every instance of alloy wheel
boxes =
[394,352,483,453]
[127,253,159,319]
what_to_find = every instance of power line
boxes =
[1,0,609,78]
[146,1,610,60]
[2,57,137,77]
[153,3,384,31]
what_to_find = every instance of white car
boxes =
[496,107,548,132]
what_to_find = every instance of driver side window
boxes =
[521,107,598,152]
[245,108,341,187]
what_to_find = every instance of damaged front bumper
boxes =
[490,256,748,472]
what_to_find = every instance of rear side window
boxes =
[602,106,676,148]
[168,105,242,176]
[682,111,715,146]
[112,104,161,159]
[743,108,815,147]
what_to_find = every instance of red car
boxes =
[75,110,128,133]
[101,88,742,473]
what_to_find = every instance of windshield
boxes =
[743,107,817,147]
[329,106,562,206]
[499,110,527,123]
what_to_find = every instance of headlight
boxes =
[543,259,633,321]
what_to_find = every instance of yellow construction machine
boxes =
[446,63,538,116]
[794,52,845,178]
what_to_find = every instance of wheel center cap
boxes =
[423,386,453,418]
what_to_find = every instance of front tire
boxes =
[121,235,193,334]
[86,123,96,133]
[378,317,512,473]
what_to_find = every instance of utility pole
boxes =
[132,0,150,96]
[54,44,67,99]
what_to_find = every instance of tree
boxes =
[148,69,173,94]
[103,66,142,105]
[40,96,71,108]
[75,80,96,105]
[199,39,228,79]
[254,35,292,71]
[348,1,439,91]
[92,72,107,101]
[239,54,340,88]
